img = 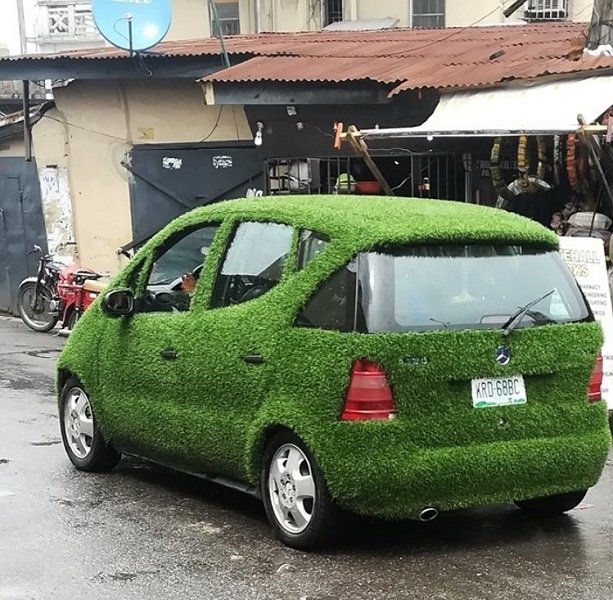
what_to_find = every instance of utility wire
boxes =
[385,2,514,57]
[208,0,231,67]
[576,3,595,19]
[40,106,226,144]
[41,112,128,142]
[200,105,224,142]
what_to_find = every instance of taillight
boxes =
[587,353,603,403]
[341,360,396,421]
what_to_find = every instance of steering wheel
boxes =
[228,276,251,304]
[168,263,205,292]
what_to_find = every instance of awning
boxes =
[361,76,613,138]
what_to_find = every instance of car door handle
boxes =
[243,354,264,365]
[160,349,178,360]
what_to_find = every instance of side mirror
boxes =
[102,289,135,317]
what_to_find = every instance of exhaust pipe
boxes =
[418,507,439,522]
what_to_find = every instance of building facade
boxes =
[178,0,595,35]
[0,1,598,61]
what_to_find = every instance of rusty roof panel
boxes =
[4,22,586,61]
[201,56,416,84]
[194,22,613,93]
[3,22,611,93]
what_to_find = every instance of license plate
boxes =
[471,376,527,408]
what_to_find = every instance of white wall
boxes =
[358,0,408,26]
[0,0,23,54]
[167,0,212,40]
[32,80,251,273]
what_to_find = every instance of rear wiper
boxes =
[501,289,556,337]
[429,317,449,329]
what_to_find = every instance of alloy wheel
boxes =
[268,443,316,534]
[63,387,95,459]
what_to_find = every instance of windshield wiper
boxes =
[501,289,556,337]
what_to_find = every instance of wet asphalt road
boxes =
[1,316,612,600]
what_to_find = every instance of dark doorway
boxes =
[0,158,48,314]
[124,143,264,253]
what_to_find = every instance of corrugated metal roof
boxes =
[194,22,613,93]
[199,53,613,89]
[3,22,587,61]
[4,22,613,93]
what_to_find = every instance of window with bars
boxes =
[43,3,97,38]
[525,0,567,20]
[211,1,240,36]
[324,0,344,26]
[411,0,445,28]
[264,155,463,201]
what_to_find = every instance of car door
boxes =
[97,222,220,462]
[170,220,296,480]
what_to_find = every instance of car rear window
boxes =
[297,245,590,333]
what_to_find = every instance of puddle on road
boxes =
[51,496,104,509]
[26,349,62,360]
[1,375,52,392]
[92,570,158,583]
[30,439,61,447]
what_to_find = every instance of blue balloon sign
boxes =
[92,0,172,52]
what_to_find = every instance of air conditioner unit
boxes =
[524,0,567,20]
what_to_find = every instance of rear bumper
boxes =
[319,427,612,520]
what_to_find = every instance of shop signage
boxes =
[559,236,613,409]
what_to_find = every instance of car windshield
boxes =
[345,245,590,333]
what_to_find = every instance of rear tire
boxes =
[261,430,341,550]
[515,490,587,516]
[65,310,79,330]
[59,377,120,472]
[17,282,58,332]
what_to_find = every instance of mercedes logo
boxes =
[495,345,511,366]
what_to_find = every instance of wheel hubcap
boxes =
[63,387,94,459]
[268,443,316,534]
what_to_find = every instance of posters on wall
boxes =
[38,167,74,262]
[558,236,613,409]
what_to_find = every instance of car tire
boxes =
[514,490,587,516]
[59,377,120,472]
[261,430,341,550]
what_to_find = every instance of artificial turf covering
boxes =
[58,196,612,518]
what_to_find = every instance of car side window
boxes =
[297,230,329,270]
[140,224,219,313]
[296,258,365,332]
[211,221,293,308]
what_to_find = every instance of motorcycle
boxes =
[17,244,104,333]
[56,263,106,331]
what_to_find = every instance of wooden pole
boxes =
[345,126,394,196]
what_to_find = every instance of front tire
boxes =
[17,282,58,332]
[59,377,120,472]
[515,490,587,516]
[261,430,341,550]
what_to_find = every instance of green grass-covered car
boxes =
[57,195,611,549]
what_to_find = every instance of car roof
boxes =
[162,195,558,249]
